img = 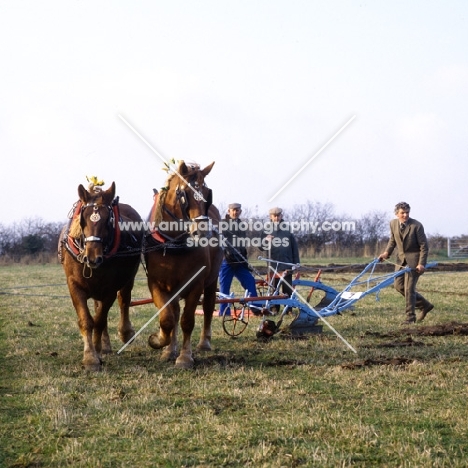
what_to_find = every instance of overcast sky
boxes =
[1,1,467,236]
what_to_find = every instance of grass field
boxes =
[1,261,468,467]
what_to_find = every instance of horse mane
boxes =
[69,216,83,239]
[152,188,168,226]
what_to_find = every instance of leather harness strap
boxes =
[65,200,121,260]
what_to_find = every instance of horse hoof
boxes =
[161,349,177,362]
[83,362,102,372]
[148,334,162,349]
[82,353,102,371]
[119,328,135,344]
[175,355,194,369]
[196,341,212,352]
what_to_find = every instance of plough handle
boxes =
[306,269,322,303]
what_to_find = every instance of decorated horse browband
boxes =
[79,199,118,232]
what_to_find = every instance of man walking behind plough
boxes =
[379,202,434,325]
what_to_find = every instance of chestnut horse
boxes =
[59,182,144,370]
[144,160,223,369]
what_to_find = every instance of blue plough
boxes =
[220,258,437,349]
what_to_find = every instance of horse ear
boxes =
[178,161,188,175]
[103,182,116,205]
[201,161,215,178]
[78,184,88,203]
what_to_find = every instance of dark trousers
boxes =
[271,271,294,296]
[394,267,431,319]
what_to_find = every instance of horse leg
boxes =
[160,320,179,362]
[197,279,217,352]
[93,297,114,355]
[69,286,102,371]
[101,323,111,354]
[148,294,180,362]
[176,291,201,369]
[117,282,136,343]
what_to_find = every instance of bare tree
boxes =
[0,218,65,259]
[357,210,389,244]
[290,200,337,254]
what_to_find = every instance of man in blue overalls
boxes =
[218,203,261,316]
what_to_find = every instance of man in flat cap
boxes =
[219,203,260,316]
[269,207,283,216]
[261,207,300,312]
[378,201,434,324]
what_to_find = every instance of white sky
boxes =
[1,0,467,236]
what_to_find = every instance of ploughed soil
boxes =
[364,321,468,338]
[193,322,468,369]
[341,321,468,369]
[298,263,468,368]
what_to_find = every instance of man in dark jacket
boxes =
[218,203,260,316]
[261,207,300,301]
[379,202,434,324]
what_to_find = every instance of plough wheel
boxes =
[222,307,249,337]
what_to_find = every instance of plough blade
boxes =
[288,309,322,336]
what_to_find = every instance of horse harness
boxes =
[165,175,213,222]
[146,174,214,252]
[60,197,137,263]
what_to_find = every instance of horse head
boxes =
[161,160,215,239]
[77,182,117,268]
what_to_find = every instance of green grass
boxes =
[1,262,468,467]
